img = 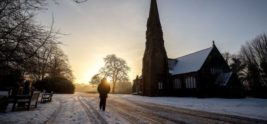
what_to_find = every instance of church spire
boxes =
[142,0,169,96]
[147,0,162,30]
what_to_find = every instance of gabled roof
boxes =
[169,47,213,75]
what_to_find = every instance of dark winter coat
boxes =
[97,82,110,99]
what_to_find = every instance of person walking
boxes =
[97,78,110,111]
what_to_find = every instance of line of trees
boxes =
[224,34,267,98]
[89,54,132,94]
[0,0,74,93]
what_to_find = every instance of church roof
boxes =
[169,47,213,75]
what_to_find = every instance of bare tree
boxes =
[100,54,130,93]
[230,57,248,88]
[0,0,56,86]
[48,47,73,81]
[239,34,267,97]
[0,0,74,88]
[0,0,57,65]
[89,74,101,87]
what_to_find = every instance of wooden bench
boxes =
[41,92,53,103]
[9,91,40,111]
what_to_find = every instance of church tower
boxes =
[142,0,169,96]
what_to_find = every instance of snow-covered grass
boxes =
[116,94,267,120]
[0,93,126,124]
[0,94,64,124]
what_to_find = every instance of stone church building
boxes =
[132,0,244,97]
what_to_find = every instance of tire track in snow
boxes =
[121,97,267,124]
[122,99,223,124]
[78,96,108,124]
[81,93,132,124]
[108,98,179,124]
[44,98,63,124]
[107,101,153,124]
[79,93,178,124]
[80,93,168,124]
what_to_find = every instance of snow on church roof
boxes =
[169,47,213,75]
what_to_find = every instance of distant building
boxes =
[132,76,142,95]
[133,0,244,97]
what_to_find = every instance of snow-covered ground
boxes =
[116,94,267,121]
[0,93,128,124]
[0,94,62,124]
[0,92,267,124]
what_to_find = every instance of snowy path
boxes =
[77,93,267,124]
[1,92,267,124]
[45,95,92,124]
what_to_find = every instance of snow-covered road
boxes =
[1,92,267,124]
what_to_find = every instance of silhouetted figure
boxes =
[97,78,110,111]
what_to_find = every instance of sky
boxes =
[36,0,267,84]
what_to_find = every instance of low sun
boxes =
[106,77,112,83]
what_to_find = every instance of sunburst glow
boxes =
[106,77,112,83]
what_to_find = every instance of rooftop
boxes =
[169,47,213,75]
